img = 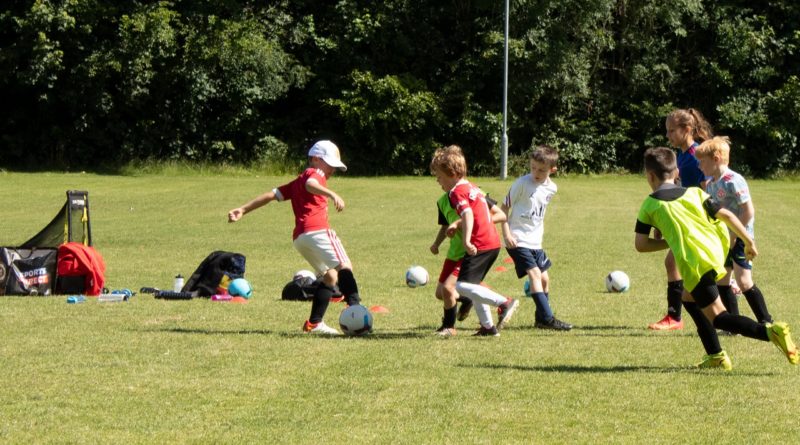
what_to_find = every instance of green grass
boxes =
[1,171,799,444]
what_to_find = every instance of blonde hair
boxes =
[696,136,731,164]
[430,145,467,178]
[530,145,559,167]
[667,108,714,142]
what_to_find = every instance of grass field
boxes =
[1,171,799,444]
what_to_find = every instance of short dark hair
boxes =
[530,145,558,167]
[643,147,676,180]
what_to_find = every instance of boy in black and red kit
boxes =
[429,145,519,336]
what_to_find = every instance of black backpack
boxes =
[182,251,246,297]
[281,276,343,301]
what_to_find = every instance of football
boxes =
[405,265,429,288]
[293,269,316,281]
[605,271,630,293]
[339,304,373,336]
[228,278,253,298]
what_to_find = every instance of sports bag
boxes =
[281,276,316,301]
[281,276,342,301]
[0,247,58,296]
[182,251,246,297]
[56,242,106,296]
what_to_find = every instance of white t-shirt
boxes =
[705,167,754,237]
[503,174,557,249]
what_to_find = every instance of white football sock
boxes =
[456,281,507,307]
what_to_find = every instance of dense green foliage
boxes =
[2,1,799,175]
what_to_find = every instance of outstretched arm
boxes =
[716,207,758,260]
[228,190,277,222]
[306,179,345,212]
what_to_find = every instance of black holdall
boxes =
[281,276,343,301]
[182,251,246,297]
[0,247,58,296]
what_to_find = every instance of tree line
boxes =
[1,1,798,176]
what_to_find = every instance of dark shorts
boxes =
[457,249,499,284]
[724,238,752,270]
[506,247,552,279]
[437,258,461,284]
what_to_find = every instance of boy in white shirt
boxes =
[501,146,572,330]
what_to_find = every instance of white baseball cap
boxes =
[308,140,347,171]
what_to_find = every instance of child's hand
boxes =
[504,235,517,249]
[445,223,459,238]
[228,208,244,222]
[430,244,439,255]
[465,242,477,256]
[331,193,345,212]
[745,240,758,261]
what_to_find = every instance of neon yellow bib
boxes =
[637,187,729,291]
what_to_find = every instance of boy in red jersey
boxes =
[429,145,519,336]
[228,140,361,335]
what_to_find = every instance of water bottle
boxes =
[67,295,86,304]
[98,293,126,302]
[112,289,133,298]
[174,274,184,292]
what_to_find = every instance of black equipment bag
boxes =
[0,247,58,296]
[182,251,246,297]
[281,276,342,301]
[281,276,316,301]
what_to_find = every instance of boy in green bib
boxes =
[634,147,797,370]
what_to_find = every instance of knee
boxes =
[323,269,338,287]
[736,275,753,291]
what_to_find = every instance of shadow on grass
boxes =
[499,324,695,338]
[143,327,276,336]
[142,326,430,339]
[458,362,778,376]
[278,331,431,340]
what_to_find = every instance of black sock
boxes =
[457,296,470,304]
[337,268,361,306]
[310,283,335,323]
[682,301,721,355]
[667,280,683,320]
[442,306,457,328]
[743,285,772,323]
[718,285,739,316]
[712,311,769,341]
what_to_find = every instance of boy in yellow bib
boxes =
[634,147,797,369]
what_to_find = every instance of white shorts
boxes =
[293,229,351,274]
